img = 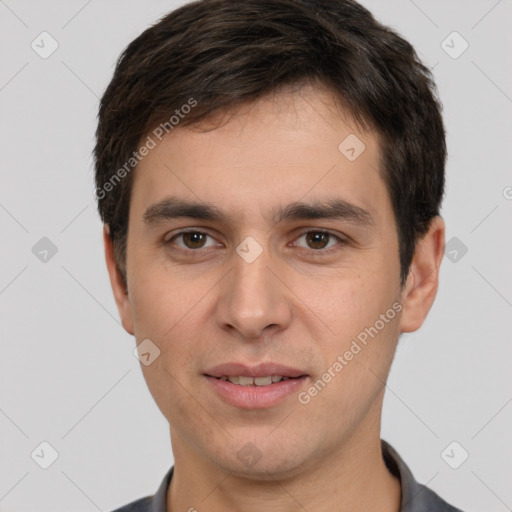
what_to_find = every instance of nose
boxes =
[215,242,292,340]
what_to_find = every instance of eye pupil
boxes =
[183,232,206,248]
[306,232,329,249]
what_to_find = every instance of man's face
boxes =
[113,85,409,477]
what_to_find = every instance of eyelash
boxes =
[165,229,347,257]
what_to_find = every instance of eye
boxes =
[293,230,344,252]
[165,229,346,256]
[167,230,219,250]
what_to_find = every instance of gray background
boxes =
[1,0,511,510]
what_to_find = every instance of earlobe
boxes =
[103,225,135,335]
[398,216,445,333]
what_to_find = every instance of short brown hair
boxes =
[94,0,446,290]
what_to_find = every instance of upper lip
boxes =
[204,362,307,379]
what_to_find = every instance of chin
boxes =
[219,456,310,481]
[205,435,315,481]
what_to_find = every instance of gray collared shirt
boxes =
[111,439,464,512]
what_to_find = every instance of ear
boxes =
[399,216,445,333]
[103,225,134,335]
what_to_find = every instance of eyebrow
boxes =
[142,196,374,227]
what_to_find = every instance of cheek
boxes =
[139,359,194,430]
[127,258,202,340]
[316,265,395,328]
[308,261,401,374]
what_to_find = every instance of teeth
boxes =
[220,375,290,386]
[254,376,272,386]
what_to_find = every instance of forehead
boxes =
[131,84,390,228]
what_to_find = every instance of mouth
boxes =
[204,372,309,410]
[208,375,303,386]
[203,362,309,408]
[204,361,306,379]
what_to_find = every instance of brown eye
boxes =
[168,231,217,250]
[181,232,207,249]
[295,231,341,251]
[305,232,330,249]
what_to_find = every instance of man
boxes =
[94,0,463,510]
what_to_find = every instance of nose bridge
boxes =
[234,241,271,299]
[217,236,291,338]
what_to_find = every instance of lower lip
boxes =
[205,376,308,409]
